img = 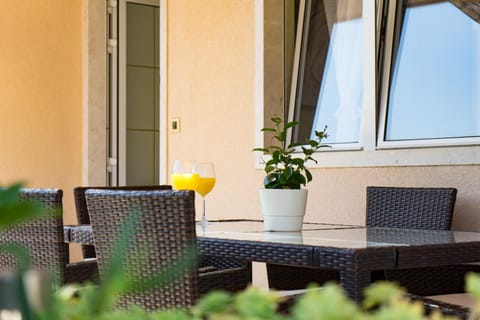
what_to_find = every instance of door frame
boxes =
[94,0,167,186]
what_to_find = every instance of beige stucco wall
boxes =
[0,0,83,258]
[167,0,262,220]
[167,0,480,232]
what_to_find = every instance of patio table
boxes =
[64,219,480,301]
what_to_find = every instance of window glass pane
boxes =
[385,1,480,141]
[292,0,363,144]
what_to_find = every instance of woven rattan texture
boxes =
[267,186,458,294]
[313,247,396,271]
[0,189,67,283]
[73,185,172,259]
[68,225,94,245]
[198,238,313,266]
[366,228,455,245]
[366,187,457,230]
[392,265,475,297]
[367,187,463,296]
[85,189,249,310]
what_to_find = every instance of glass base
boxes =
[197,216,212,227]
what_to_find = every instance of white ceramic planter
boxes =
[259,189,308,232]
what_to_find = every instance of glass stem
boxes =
[201,197,207,226]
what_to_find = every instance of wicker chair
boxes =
[85,189,251,310]
[267,186,459,294]
[73,185,173,260]
[0,188,96,284]
[367,186,461,294]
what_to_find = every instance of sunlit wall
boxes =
[0,1,82,238]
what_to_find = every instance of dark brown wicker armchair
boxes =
[0,188,96,284]
[267,186,459,295]
[0,189,67,283]
[85,189,251,310]
[367,186,461,294]
[73,185,173,259]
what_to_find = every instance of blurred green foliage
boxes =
[39,277,480,320]
[0,183,47,229]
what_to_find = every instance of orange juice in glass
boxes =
[196,177,216,197]
[193,162,215,226]
[171,173,200,190]
[172,160,199,190]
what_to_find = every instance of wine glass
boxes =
[193,162,216,226]
[171,160,199,191]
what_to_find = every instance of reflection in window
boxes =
[290,0,363,145]
[385,1,480,141]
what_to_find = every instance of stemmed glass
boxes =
[171,160,200,191]
[193,162,216,227]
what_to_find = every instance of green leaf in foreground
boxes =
[0,183,48,228]
[292,283,360,320]
[191,291,233,317]
[233,286,281,319]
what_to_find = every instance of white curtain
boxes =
[311,3,363,143]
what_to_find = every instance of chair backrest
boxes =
[366,186,457,230]
[85,189,198,310]
[0,189,67,283]
[73,185,172,258]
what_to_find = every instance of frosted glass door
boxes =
[119,0,160,185]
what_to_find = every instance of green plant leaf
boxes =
[0,183,48,229]
[301,147,313,157]
[266,159,278,167]
[287,142,303,149]
[233,286,280,319]
[362,281,406,310]
[265,165,276,174]
[0,244,32,273]
[284,121,299,130]
[271,117,282,125]
[192,291,233,317]
[291,158,304,166]
[467,273,480,320]
[467,272,480,299]
[264,174,277,187]
[292,283,360,320]
[268,146,283,151]
[308,139,319,147]
[305,169,312,183]
[272,151,281,162]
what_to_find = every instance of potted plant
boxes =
[253,116,329,231]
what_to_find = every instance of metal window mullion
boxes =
[108,0,119,186]
[360,0,377,152]
[118,0,127,186]
[377,0,397,148]
[475,24,480,135]
[286,0,307,146]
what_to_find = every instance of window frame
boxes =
[255,0,480,169]
[377,0,480,149]
[285,0,365,151]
